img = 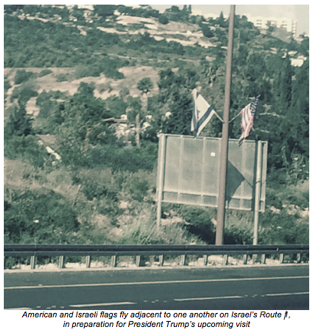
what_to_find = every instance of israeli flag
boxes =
[191,89,216,137]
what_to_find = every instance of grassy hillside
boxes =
[3,5,309,262]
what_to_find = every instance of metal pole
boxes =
[253,141,263,245]
[156,134,166,230]
[215,5,235,245]
[136,114,140,147]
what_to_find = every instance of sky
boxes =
[151,4,309,36]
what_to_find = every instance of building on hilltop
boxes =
[243,14,297,35]
[195,10,297,36]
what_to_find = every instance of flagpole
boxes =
[215,5,235,245]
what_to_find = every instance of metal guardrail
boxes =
[4,244,309,269]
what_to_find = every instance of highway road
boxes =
[4,264,309,310]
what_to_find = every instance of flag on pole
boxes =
[239,95,260,145]
[191,89,216,137]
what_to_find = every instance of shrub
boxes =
[10,82,38,104]
[38,69,53,77]
[176,206,216,244]
[4,135,47,168]
[4,186,79,244]
[14,69,34,84]
[118,206,203,245]
[81,180,108,201]
[55,73,68,82]
[122,173,150,201]
[159,15,169,25]
[4,78,11,92]
[202,25,214,38]
[4,102,33,137]
[259,211,309,245]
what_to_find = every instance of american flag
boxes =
[239,95,260,145]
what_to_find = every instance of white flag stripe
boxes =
[239,96,260,145]
[191,89,216,137]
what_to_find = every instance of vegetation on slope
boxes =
[3,5,309,259]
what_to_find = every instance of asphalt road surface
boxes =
[4,264,309,310]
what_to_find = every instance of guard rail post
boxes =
[223,254,228,265]
[261,254,266,264]
[59,256,64,269]
[86,256,91,268]
[180,254,186,266]
[243,254,248,265]
[136,255,143,267]
[159,255,164,266]
[279,253,284,264]
[111,255,117,267]
[30,255,36,269]
[297,253,302,263]
[203,255,208,266]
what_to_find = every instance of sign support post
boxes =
[156,134,166,230]
[216,5,235,245]
[253,140,263,245]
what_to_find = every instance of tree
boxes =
[159,15,169,25]
[137,78,153,94]
[136,78,154,147]
[202,25,214,38]
[170,5,180,13]
[217,12,226,28]
[266,21,274,34]
[280,56,293,109]
[94,5,116,17]
[299,35,309,57]
[5,101,33,137]
[77,82,95,97]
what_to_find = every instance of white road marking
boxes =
[175,291,310,302]
[70,302,136,307]
[175,296,243,301]
[5,307,32,310]
[265,292,309,297]
[4,275,309,290]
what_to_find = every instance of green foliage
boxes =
[176,206,215,244]
[159,15,169,25]
[4,186,79,244]
[10,81,38,104]
[259,211,308,245]
[38,69,53,77]
[3,5,310,249]
[118,207,202,245]
[94,5,117,17]
[122,173,150,201]
[55,73,69,82]
[117,5,159,19]
[84,143,157,172]
[74,58,125,80]
[4,135,47,168]
[105,95,127,118]
[202,25,214,38]
[137,77,153,94]
[5,101,33,137]
[224,211,254,245]
[77,82,95,96]
[4,78,11,92]
[4,5,24,13]
[14,69,34,84]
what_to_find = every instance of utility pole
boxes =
[215,5,235,245]
[136,113,140,148]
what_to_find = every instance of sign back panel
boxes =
[157,134,267,212]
